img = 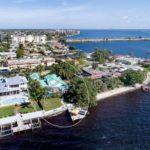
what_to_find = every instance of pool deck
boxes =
[0,94,29,107]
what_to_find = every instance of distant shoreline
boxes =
[67,38,150,43]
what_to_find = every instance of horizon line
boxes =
[0,28,150,30]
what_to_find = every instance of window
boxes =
[10,84,19,88]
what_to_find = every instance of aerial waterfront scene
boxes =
[1,0,150,150]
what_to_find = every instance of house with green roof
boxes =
[30,73,68,94]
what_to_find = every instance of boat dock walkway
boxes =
[0,105,67,138]
[66,104,88,122]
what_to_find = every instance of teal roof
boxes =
[45,74,66,85]
[44,74,67,89]
[30,73,67,90]
[39,80,47,87]
[30,73,40,80]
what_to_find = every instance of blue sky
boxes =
[0,0,150,29]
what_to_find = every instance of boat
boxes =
[141,85,150,92]
[67,104,88,122]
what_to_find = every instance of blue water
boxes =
[68,29,150,39]
[68,41,150,58]
[1,90,150,150]
[0,98,28,106]
[67,30,150,58]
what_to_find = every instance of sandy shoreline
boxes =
[96,73,150,101]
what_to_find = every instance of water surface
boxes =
[1,90,150,150]
[67,30,150,58]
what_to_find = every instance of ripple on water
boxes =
[1,90,150,150]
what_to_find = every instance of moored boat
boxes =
[67,104,88,122]
[141,85,150,92]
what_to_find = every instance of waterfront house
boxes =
[0,75,29,106]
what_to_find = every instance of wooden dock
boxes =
[67,104,88,122]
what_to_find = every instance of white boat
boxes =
[66,104,88,122]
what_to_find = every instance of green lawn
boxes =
[0,106,15,118]
[0,98,62,118]
[19,103,41,114]
[41,98,62,111]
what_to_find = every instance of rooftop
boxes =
[0,75,28,93]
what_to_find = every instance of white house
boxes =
[0,75,29,106]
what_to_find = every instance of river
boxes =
[1,89,150,150]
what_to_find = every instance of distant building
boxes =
[24,53,44,59]
[6,58,55,70]
[115,56,142,65]
[11,35,47,45]
[82,67,103,80]
[143,59,150,65]
[0,52,16,60]
[114,55,125,60]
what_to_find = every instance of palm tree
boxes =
[51,61,81,80]
[29,79,48,110]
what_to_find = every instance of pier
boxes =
[66,37,150,43]
[0,105,67,138]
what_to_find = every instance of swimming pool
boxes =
[0,97,30,106]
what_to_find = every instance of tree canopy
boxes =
[64,77,97,108]
[91,48,111,64]
[103,78,123,90]
[58,37,66,44]
[120,69,146,86]
[74,51,86,59]
[29,79,48,109]
[16,44,25,58]
[51,60,81,80]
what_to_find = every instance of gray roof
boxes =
[0,75,28,93]
[7,75,28,86]
[82,67,102,75]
